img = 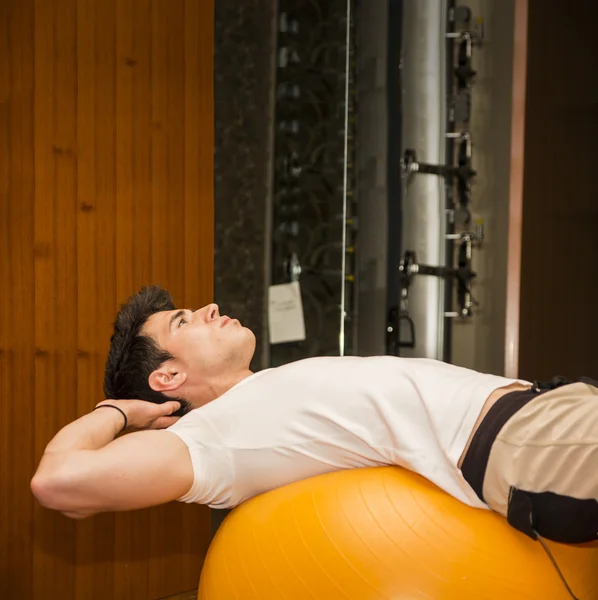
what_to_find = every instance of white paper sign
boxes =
[268,281,306,344]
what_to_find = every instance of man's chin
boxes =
[245,328,257,353]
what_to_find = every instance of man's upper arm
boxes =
[47,430,194,515]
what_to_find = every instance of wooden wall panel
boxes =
[180,0,216,587]
[0,0,36,598]
[114,0,149,594]
[33,0,80,596]
[76,0,119,597]
[0,0,214,597]
[184,0,215,307]
[504,0,528,379]
[518,0,598,380]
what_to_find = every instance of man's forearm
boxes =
[32,408,125,514]
[31,399,186,517]
[33,408,124,496]
[44,407,125,454]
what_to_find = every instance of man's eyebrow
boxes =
[168,310,185,332]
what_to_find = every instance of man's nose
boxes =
[204,303,220,322]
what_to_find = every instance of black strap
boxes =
[507,487,538,539]
[461,388,538,502]
[532,375,598,392]
[93,403,128,431]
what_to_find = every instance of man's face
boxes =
[143,303,255,383]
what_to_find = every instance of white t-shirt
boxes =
[167,356,529,510]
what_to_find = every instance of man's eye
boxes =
[178,318,187,328]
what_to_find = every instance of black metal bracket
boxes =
[402,136,476,224]
[392,223,483,350]
[447,8,484,123]
[448,30,481,89]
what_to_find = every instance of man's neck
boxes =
[192,369,254,407]
[211,369,254,399]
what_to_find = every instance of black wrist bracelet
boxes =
[93,404,128,431]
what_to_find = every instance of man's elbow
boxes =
[62,510,95,520]
[30,471,52,505]
[30,472,91,518]
[31,473,65,510]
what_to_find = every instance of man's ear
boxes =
[148,365,188,393]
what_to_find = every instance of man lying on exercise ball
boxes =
[31,285,597,545]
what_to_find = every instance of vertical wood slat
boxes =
[33,0,79,596]
[116,0,135,294]
[2,0,214,597]
[185,0,215,307]
[0,3,11,590]
[150,0,172,288]
[132,0,153,285]
[113,0,153,596]
[181,0,215,581]
[75,0,98,593]
[76,0,118,597]
[149,1,185,595]
[504,0,529,379]
[517,0,598,380]
[0,0,36,597]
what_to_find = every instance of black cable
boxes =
[533,529,580,600]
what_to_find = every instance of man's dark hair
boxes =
[104,285,191,416]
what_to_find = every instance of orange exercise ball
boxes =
[198,467,598,600]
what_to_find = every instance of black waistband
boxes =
[460,387,538,502]
[461,376,598,502]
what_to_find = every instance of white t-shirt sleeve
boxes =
[167,410,234,508]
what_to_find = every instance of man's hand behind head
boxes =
[96,399,182,431]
